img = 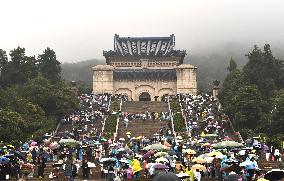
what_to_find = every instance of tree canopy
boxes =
[219,44,284,139]
[0,47,78,144]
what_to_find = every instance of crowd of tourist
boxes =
[0,93,283,181]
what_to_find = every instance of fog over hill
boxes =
[61,43,284,91]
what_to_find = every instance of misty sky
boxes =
[1,0,284,62]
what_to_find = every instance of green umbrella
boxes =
[213,141,243,148]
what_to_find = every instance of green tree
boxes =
[1,47,39,87]
[0,109,26,143]
[218,69,246,117]
[271,89,284,134]
[243,44,284,98]
[0,49,8,72]
[227,57,237,72]
[230,85,262,129]
[38,47,61,82]
[21,75,79,119]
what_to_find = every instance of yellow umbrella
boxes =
[257,179,269,181]
[192,157,206,164]
[126,132,131,135]
[130,159,142,173]
[191,164,206,171]
[207,150,222,157]
[6,144,15,149]
[183,149,196,155]
[202,142,211,147]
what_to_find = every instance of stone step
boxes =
[121,101,169,113]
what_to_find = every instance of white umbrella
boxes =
[119,138,125,141]
[204,157,214,163]
[155,157,169,163]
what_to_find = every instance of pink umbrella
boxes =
[30,141,37,146]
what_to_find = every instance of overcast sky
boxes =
[0,0,284,62]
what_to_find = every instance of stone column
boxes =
[212,80,220,99]
[176,64,197,94]
[92,65,114,94]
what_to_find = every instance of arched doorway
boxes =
[139,92,151,101]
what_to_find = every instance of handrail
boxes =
[101,117,107,135]
[101,95,112,135]
[167,96,175,139]
[180,101,190,137]
[53,120,61,137]
[114,98,123,141]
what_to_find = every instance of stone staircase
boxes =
[117,119,170,139]
[121,101,169,113]
[117,101,170,139]
[55,119,104,137]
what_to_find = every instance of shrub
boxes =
[173,113,186,132]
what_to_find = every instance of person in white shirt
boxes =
[194,169,201,181]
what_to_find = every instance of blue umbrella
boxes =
[239,158,255,169]
[0,156,10,164]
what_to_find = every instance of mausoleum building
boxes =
[92,34,197,101]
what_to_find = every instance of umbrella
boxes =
[30,141,37,146]
[197,153,208,159]
[100,157,116,163]
[142,151,154,160]
[262,144,269,151]
[167,150,177,156]
[126,132,131,135]
[164,142,171,147]
[119,159,130,164]
[155,157,169,163]
[59,139,79,147]
[215,153,225,159]
[117,148,125,152]
[6,144,15,149]
[192,157,206,164]
[213,141,243,148]
[59,138,78,144]
[14,151,26,161]
[154,152,169,157]
[176,173,190,179]
[0,156,10,164]
[143,143,166,151]
[204,156,214,163]
[239,159,255,169]
[264,169,284,180]
[152,163,169,170]
[191,164,206,171]
[29,146,38,151]
[202,142,211,147]
[223,158,239,165]
[119,138,125,141]
[152,171,180,181]
[49,142,60,150]
[176,136,183,140]
[183,149,196,155]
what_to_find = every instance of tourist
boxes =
[81,159,90,179]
